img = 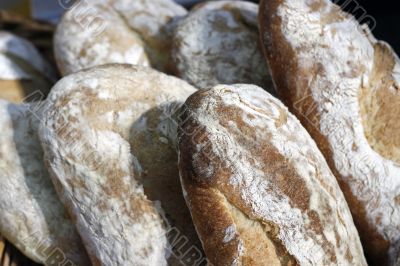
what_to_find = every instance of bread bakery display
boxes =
[0,100,89,265]
[1,0,399,265]
[178,84,367,265]
[259,0,400,264]
[171,1,273,90]
[39,64,203,265]
[54,0,187,75]
[0,31,56,103]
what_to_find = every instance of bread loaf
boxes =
[55,0,187,75]
[0,100,89,265]
[259,0,400,264]
[178,84,367,265]
[0,31,56,103]
[54,3,150,76]
[171,1,273,90]
[105,0,188,71]
[39,64,204,265]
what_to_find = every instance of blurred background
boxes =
[0,0,398,53]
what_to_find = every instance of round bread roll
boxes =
[171,1,272,90]
[55,0,187,75]
[259,0,400,264]
[178,84,367,265]
[54,3,150,76]
[39,64,204,266]
[0,100,89,265]
[0,31,56,103]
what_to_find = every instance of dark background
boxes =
[336,0,399,54]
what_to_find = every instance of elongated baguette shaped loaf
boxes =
[171,1,273,90]
[0,31,56,102]
[178,84,367,265]
[0,100,89,265]
[39,64,204,266]
[259,0,400,264]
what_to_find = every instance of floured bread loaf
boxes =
[0,31,56,103]
[39,64,204,265]
[171,1,272,90]
[259,0,400,264]
[106,0,188,72]
[0,100,89,265]
[54,3,150,76]
[178,85,367,265]
[55,0,187,75]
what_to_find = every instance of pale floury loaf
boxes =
[259,0,400,264]
[178,85,367,265]
[55,0,187,75]
[105,0,187,71]
[39,64,204,266]
[0,31,56,102]
[54,3,150,76]
[171,1,273,90]
[0,100,89,265]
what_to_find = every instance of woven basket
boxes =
[0,11,58,266]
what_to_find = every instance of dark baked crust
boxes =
[178,85,366,265]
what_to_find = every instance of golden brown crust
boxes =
[179,113,242,265]
[178,85,366,265]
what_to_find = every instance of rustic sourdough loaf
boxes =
[171,1,273,90]
[259,0,400,264]
[0,100,89,265]
[104,0,187,71]
[178,84,367,265]
[39,64,204,266]
[54,0,187,75]
[54,3,150,76]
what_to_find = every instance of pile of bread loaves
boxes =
[0,0,399,265]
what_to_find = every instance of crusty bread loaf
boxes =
[55,0,187,75]
[171,1,273,90]
[259,0,400,264]
[54,3,150,76]
[0,100,89,265]
[39,64,204,265]
[0,31,56,103]
[178,84,367,265]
